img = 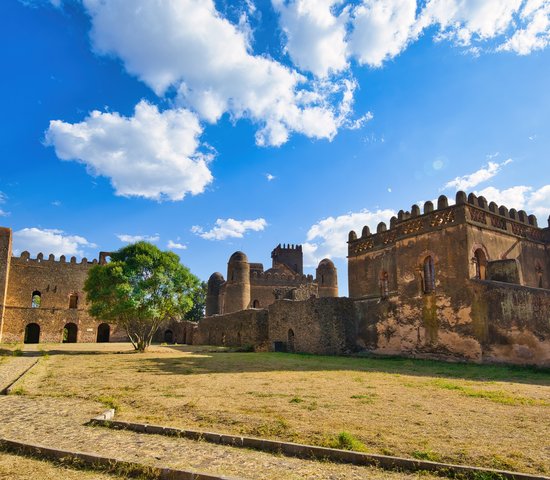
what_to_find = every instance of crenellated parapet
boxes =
[12,251,99,266]
[250,270,314,286]
[348,191,547,257]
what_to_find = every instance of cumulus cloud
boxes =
[476,184,550,218]
[116,233,160,243]
[45,100,213,201]
[266,173,276,181]
[82,0,354,147]
[13,228,96,258]
[303,208,395,265]
[443,159,512,191]
[167,240,187,250]
[192,218,267,240]
[272,0,349,77]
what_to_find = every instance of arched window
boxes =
[24,323,40,344]
[31,291,41,308]
[379,271,389,298]
[252,299,260,308]
[63,323,78,343]
[423,256,435,293]
[474,249,488,280]
[69,293,78,309]
[288,328,295,353]
[536,263,543,288]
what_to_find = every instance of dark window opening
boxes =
[423,256,435,293]
[474,249,488,280]
[97,323,110,343]
[24,323,40,344]
[31,291,41,308]
[252,299,260,308]
[288,328,295,353]
[63,323,78,343]
[69,293,78,309]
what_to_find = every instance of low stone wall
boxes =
[195,309,268,348]
[267,297,355,354]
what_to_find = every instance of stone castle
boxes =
[1,190,549,366]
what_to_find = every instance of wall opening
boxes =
[423,256,435,293]
[63,323,78,343]
[252,299,260,308]
[288,328,295,353]
[164,329,174,343]
[24,323,40,344]
[69,293,78,309]
[31,291,41,308]
[97,323,110,343]
[379,271,389,298]
[474,249,488,280]
[536,263,543,288]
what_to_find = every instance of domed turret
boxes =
[316,258,338,297]
[206,272,225,316]
[224,251,250,313]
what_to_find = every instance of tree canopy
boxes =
[84,242,200,351]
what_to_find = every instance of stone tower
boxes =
[206,272,224,316]
[271,244,303,274]
[0,228,12,341]
[224,251,250,313]
[316,258,338,298]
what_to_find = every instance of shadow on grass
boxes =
[138,348,550,385]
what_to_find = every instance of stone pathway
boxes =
[0,357,37,393]
[0,396,441,480]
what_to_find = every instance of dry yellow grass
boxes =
[10,343,550,475]
[0,451,124,479]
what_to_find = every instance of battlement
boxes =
[250,270,315,286]
[271,243,303,275]
[11,251,99,267]
[271,243,303,252]
[348,191,548,257]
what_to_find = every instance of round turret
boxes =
[206,272,225,316]
[224,251,250,313]
[316,258,338,298]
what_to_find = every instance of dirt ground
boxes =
[3,342,550,477]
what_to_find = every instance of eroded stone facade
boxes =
[0,227,125,344]
[195,192,550,366]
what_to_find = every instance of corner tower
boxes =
[0,228,12,341]
[316,258,338,297]
[224,251,250,313]
[206,272,225,316]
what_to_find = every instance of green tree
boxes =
[184,281,207,322]
[84,242,199,352]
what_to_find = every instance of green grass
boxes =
[325,431,367,452]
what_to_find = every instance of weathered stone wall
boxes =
[249,284,277,309]
[153,320,197,344]
[267,297,355,355]
[195,309,268,348]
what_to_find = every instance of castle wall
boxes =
[267,297,355,355]
[195,309,269,348]
[0,228,12,340]
[1,252,123,343]
[249,284,277,309]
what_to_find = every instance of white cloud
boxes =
[116,233,160,243]
[266,173,276,181]
[45,100,213,201]
[0,210,10,217]
[272,0,349,77]
[475,184,550,218]
[13,228,96,258]
[443,158,512,191]
[349,0,419,67]
[192,218,267,240]
[167,240,188,250]
[51,200,62,207]
[82,0,353,147]
[304,208,395,265]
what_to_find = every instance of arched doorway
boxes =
[24,323,40,344]
[164,329,174,343]
[63,323,78,343]
[288,328,295,353]
[474,249,488,280]
[97,323,110,343]
[252,299,260,308]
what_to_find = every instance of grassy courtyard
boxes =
[6,343,550,476]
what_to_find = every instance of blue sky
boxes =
[1,0,549,295]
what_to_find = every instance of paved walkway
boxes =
[0,357,37,393]
[0,394,441,479]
